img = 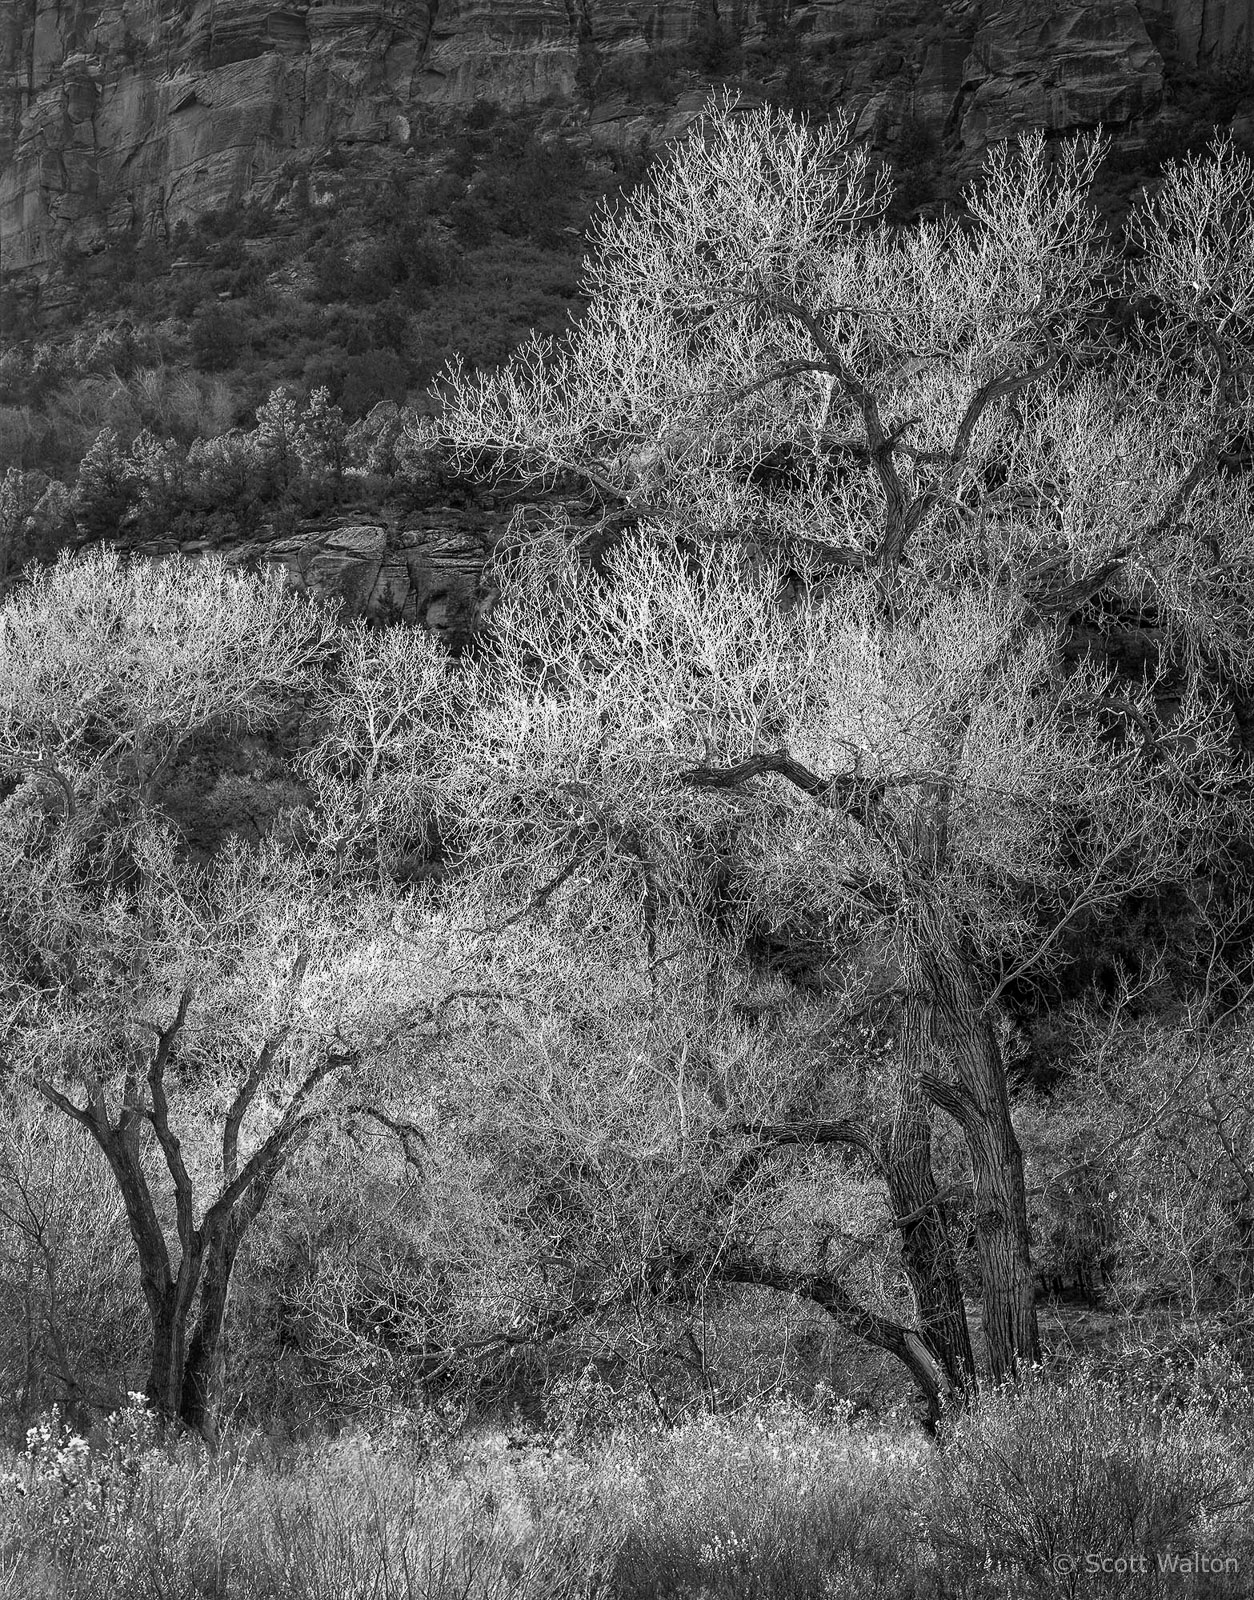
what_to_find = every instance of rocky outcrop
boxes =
[0,0,448,272]
[957,4,1164,147]
[0,1,1249,273]
[133,512,499,646]
[1142,0,1254,66]
[257,518,497,642]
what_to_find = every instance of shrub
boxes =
[0,1412,612,1599]
[0,407,53,473]
[310,238,359,304]
[251,385,347,500]
[928,1364,1254,1594]
[0,1400,166,1573]
[51,367,237,453]
[451,194,496,248]
[399,224,458,300]
[335,349,412,417]
[172,269,215,320]
[184,429,267,519]
[465,99,499,131]
[72,429,136,538]
[0,469,75,589]
[191,305,248,372]
[125,429,191,537]
[2,1381,1250,1600]
[475,134,588,248]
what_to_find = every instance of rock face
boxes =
[957,5,1164,145]
[258,518,497,644]
[0,0,1248,273]
[1142,0,1254,65]
[133,510,500,646]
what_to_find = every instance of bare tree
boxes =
[16,857,487,1443]
[0,550,490,1441]
[335,885,975,1422]
[0,1097,141,1420]
[1043,982,1254,1337]
[441,537,1233,1389]
[435,103,1254,1389]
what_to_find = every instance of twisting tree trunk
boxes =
[879,1076,977,1399]
[719,1254,956,1428]
[905,948,1040,1381]
[739,1096,975,1414]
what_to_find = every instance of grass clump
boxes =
[604,1404,936,1599]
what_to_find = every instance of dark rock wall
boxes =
[0,1,1249,271]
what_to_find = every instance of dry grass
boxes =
[1,1368,1251,1599]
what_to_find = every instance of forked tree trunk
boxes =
[903,949,1040,1382]
[38,982,348,1450]
[880,1077,978,1400]
[90,1124,209,1428]
[145,1296,191,1422]
[93,1120,242,1445]
[179,1224,241,1447]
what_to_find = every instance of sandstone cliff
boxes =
[0,0,1250,273]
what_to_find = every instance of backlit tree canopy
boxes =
[434,102,1254,1395]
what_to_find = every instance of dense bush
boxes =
[472,131,590,248]
[931,1362,1254,1593]
[56,385,364,544]
[191,304,248,372]
[0,348,237,478]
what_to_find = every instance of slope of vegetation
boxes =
[0,106,618,480]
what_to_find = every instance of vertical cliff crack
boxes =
[419,0,440,63]
[559,0,594,48]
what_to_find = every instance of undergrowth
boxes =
[2,1364,1251,1600]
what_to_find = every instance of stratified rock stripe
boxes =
[0,1,1246,271]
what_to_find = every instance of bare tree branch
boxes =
[144,988,196,1254]
[34,1081,94,1131]
[223,948,308,1182]
[346,1105,429,1173]
[716,1251,949,1412]
[949,345,1062,465]
[740,1117,879,1163]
